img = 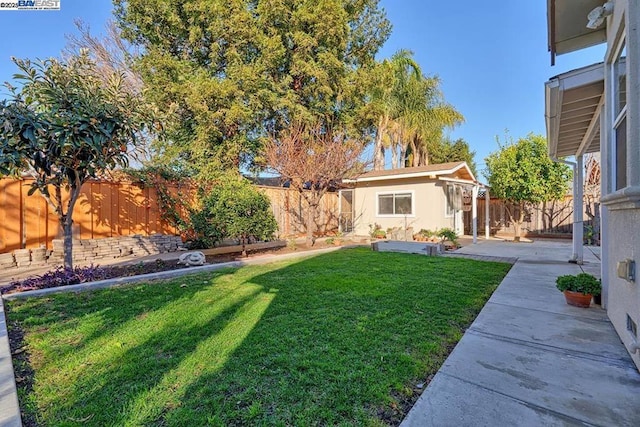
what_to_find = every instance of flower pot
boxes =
[563,290,592,308]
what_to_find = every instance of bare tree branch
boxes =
[264,122,366,245]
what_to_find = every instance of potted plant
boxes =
[584,224,595,246]
[555,273,601,308]
[368,223,386,240]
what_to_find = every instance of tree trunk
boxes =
[399,141,407,169]
[63,216,74,268]
[514,203,526,242]
[306,200,316,246]
[241,234,247,257]
[61,181,83,268]
[504,203,522,242]
[391,144,398,170]
[411,137,420,167]
[373,116,387,170]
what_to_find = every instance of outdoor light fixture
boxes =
[586,1,614,29]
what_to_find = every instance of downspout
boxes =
[551,156,583,264]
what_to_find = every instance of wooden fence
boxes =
[463,195,590,237]
[0,178,339,253]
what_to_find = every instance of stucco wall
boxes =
[602,0,640,370]
[604,206,640,368]
[352,177,457,236]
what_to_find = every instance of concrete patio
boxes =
[403,239,640,426]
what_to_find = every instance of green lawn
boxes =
[7,248,511,426]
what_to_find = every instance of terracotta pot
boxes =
[563,290,592,308]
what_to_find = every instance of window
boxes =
[377,192,413,216]
[612,40,627,190]
[445,185,455,217]
[445,184,462,217]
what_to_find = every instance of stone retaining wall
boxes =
[1,234,184,268]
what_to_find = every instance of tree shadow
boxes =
[10,249,509,426]
[159,249,508,425]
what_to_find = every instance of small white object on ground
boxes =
[177,251,206,266]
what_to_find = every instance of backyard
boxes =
[6,248,511,426]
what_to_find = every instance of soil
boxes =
[6,319,37,427]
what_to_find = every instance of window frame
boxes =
[375,190,415,217]
[610,34,627,191]
[444,184,456,218]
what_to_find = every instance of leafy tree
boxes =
[264,122,365,246]
[427,137,477,177]
[0,53,150,267]
[114,0,391,176]
[484,133,571,241]
[64,19,156,163]
[198,176,277,256]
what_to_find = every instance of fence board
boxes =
[0,178,341,253]
[463,195,587,237]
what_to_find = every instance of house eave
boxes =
[548,0,607,65]
[545,62,604,158]
[344,162,475,184]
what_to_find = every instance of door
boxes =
[338,189,354,233]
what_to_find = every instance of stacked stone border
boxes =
[0,234,184,269]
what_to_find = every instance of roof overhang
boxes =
[545,62,604,158]
[438,177,489,189]
[344,162,475,184]
[548,0,607,65]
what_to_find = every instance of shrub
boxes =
[188,208,224,249]
[418,229,436,237]
[368,223,386,239]
[438,228,458,245]
[201,176,277,255]
[555,273,601,295]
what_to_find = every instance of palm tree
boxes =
[369,51,463,169]
[368,50,421,170]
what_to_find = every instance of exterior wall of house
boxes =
[600,0,640,370]
[352,177,457,237]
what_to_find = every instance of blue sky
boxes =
[0,1,605,174]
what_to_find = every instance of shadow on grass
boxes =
[7,248,511,426]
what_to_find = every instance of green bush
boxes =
[555,273,601,295]
[207,176,277,253]
[188,208,224,249]
[418,229,436,237]
[189,176,277,251]
[437,228,458,245]
[368,223,386,239]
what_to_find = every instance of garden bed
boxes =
[6,248,511,426]
[0,240,326,295]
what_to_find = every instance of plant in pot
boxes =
[555,273,601,308]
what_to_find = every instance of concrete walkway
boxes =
[402,240,640,426]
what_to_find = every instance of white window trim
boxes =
[444,184,455,218]
[375,190,416,218]
[614,104,628,129]
[610,32,627,191]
